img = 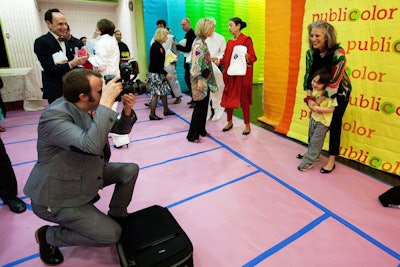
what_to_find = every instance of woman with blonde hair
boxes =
[148,28,175,120]
[187,18,218,143]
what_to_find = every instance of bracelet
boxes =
[303,95,316,104]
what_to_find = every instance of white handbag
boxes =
[227,45,247,76]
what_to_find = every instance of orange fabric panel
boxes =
[274,0,306,134]
[258,0,292,127]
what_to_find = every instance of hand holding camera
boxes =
[100,76,122,108]
[121,93,136,116]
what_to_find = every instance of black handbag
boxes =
[201,68,211,78]
[379,186,400,208]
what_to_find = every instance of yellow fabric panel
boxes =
[258,0,292,126]
[247,0,265,84]
[284,0,400,176]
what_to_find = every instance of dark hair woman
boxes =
[218,17,257,135]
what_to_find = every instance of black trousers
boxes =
[0,95,6,118]
[329,94,349,156]
[0,138,17,199]
[184,62,191,96]
[187,91,209,142]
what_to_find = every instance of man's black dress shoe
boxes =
[35,226,64,265]
[2,196,26,213]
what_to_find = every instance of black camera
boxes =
[104,60,146,101]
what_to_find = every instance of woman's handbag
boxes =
[201,68,211,79]
[191,82,206,101]
[227,45,247,76]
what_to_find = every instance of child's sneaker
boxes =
[297,163,313,172]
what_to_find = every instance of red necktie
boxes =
[58,36,64,42]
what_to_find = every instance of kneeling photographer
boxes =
[24,69,139,266]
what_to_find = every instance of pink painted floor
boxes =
[0,94,399,267]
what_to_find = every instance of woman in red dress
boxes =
[217,17,257,135]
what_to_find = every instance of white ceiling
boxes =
[36,0,118,7]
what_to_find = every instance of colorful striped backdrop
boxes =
[139,0,400,176]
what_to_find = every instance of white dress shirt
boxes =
[89,34,120,76]
[205,32,226,59]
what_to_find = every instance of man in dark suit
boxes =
[24,69,139,265]
[176,18,196,107]
[65,24,84,55]
[34,9,87,104]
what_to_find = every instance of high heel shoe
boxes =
[222,125,233,132]
[149,115,162,120]
[320,164,335,174]
[296,154,304,159]
[115,144,129,149]
[163,110,175,116]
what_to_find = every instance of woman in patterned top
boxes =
[299,20,352,173]
[187,18,218,143]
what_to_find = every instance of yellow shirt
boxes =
[311,90,338,127]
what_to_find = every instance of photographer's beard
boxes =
[88,91,96,103]
[85,91,100,111]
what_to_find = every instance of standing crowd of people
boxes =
[0,7,353,266]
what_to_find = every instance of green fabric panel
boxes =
[180,0,264,84]
[134,0,147,81]
[219,0,235,39]
[234,0,248,24]
[204,0,220,31]
[248,0,265,84]
[186,1,204,28]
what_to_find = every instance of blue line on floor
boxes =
[167,170,260,209]
[140,146,222,170]
[2,252,39,267]
[211,136,400,262]
[242,213,330,266]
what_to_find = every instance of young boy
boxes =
[298,69,337,172]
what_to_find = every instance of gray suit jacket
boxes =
[24,98,137,208]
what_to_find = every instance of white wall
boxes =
[0,0,42,83]
[37,2,118,41]
[0,0,138,89]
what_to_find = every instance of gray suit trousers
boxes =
[31,162,139,247]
